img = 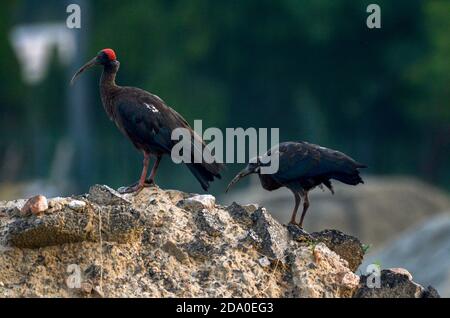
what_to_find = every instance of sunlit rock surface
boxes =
[0,185,439,298]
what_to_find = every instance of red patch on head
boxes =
[101,48,117,61]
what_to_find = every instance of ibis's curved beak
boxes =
[70,57,99,85]
[226,166,253,193]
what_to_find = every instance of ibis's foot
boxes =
[144,178,156,187]
[119,179,155,193]
[288,220,303,229]
[118,183,145,194]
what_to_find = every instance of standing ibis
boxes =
[71,49,224,193]
[226,141,367,228]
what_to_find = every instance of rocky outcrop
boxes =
[355,269,440,298]
[0,185,439,298]
[361,214,450,297]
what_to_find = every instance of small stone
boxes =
[68,200,86,211]
[80,281,93,294]
[21,195,48,216]
[177,195,216,211]
[311,229,364,272]
[116,187,128,193]
[258,256,271,267]
[340,272,360,288]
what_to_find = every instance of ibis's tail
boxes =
[186,162,224,191]
[330,158,367,186]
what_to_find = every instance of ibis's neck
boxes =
[100,63,120,120]
[100,64,118,89]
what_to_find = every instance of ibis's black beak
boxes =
[226,166,253,193]
[70,57,99,85]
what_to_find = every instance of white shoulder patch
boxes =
[144,103,159,113]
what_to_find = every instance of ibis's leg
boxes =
[147,155,162,184]
[289,192,301,225]
[299,192,310,228]
[119,152,150,194]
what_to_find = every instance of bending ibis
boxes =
[71,49,224,193]
[226,141,367,228]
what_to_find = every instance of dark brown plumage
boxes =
[227,141,367,228]
[71,49,224,193]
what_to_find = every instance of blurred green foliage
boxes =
[0,0,448,195]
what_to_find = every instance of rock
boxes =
[92,286,105,298]
[177,194,216,211]
[195,209,224,237]
[287,224,314,242]
[68,200,86,211]
[1,199,27,217]
[239,229,263,247]
[226,202,254,226]
[354,269,440,298]
[361,214,450,297]
[287,227,364,272]
[47,197,69,213]
[251,208,289,261]
[389,268,413,280]
[0,185,438,298]
[289,243,360,297]
[7,205,142,248]
[311,229,364,272]
[20,195,48,216]
[84,264,103,281]
[184,237,217,261]
[162,241,189,264]
[88,184,131,206]
[258,256,271,267]
[422,286,440,298]
[241,203,259,214]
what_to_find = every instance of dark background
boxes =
[0,0,449,198]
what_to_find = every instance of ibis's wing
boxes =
[114,91,181,154]
[269,141,363,183]
[301,142,365,176]
[268,142,320,183]
[114,89,222,173]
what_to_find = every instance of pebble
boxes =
[178,195,216,211]
[21,195,48,216]
[258,256,271,267]
[68,200,86,211]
